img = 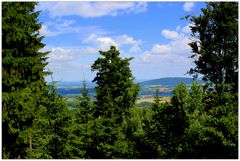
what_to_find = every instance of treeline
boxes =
[2,2,238,159]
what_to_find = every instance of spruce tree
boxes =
[2,2,50,158]
[182,2,238,158]
[90,46,139,158]
[91,46,139,121]
[186,2,238,92]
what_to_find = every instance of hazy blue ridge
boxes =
[138,77,199,87]
[54,77,198,97]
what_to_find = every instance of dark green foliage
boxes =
[180,83,238,159]
[66,80,94,159]
[181,2,238,158]
[187,2,238,92]
[2,2,49,92]
[76,80,92,124]
[2,88,47,158]
[2,2,72,159]
[26,90,72,159]
[44,92,72,158]
[2,2,50,158]
[89,46,139,158]
[2,2,237,159]
[145,83,189,158]
[91,46,139,119]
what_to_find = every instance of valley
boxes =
[55,77,196,107]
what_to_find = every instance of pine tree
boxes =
[2,2,50,158]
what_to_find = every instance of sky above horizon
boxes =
[36,2,206,82]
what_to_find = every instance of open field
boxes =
[137,96,171,104]
[149,87,170,92]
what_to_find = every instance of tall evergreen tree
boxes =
[66,80,94,159]
[90,46,139,158]
[182,2,238,158]
[186,2,238,92]
[91,46,139,121]
[2,2,50,158]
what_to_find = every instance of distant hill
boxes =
[139,77,195,87]
[53,79,146,87]
[55,77,201,97]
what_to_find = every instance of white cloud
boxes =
[83,34,118,51]
[82,34,142,53]
[161,30,183,40]
[183,2,194,12]
[128,2,148,14]
[130,45,141,53]
[40,25,60,37]
[97,37,118,51]
[116,34,142,46]
[47,47,75,62]
[37,2,148,18]
[150,44,171,54]
[181,24,193,34]
[139,25,192,65]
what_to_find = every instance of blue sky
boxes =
[36,2,206,82]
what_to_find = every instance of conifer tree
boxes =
[66,80,94,159]
[186,2,238,92]
[90,46,139,158]
[2,2,50,158]
[91,46,139,120]
[182,2,238,158]
[76,79,92,123]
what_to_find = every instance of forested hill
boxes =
[139,77,197,87]
[54,77,197,88]
[54,77,199,97]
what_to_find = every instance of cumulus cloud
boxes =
[40,25,60,37]
[150,44,171,54]
[82,34,142,53]
[161,30,183,40]
[183,2,194,12]
[139,25,192,65]
[37,2,148,18]
[116,34,142,46]
[47,47,75,62]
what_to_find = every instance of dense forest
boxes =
[2,2,238,159]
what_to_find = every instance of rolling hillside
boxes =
[139,77,195,87]
[55,77,198,97]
